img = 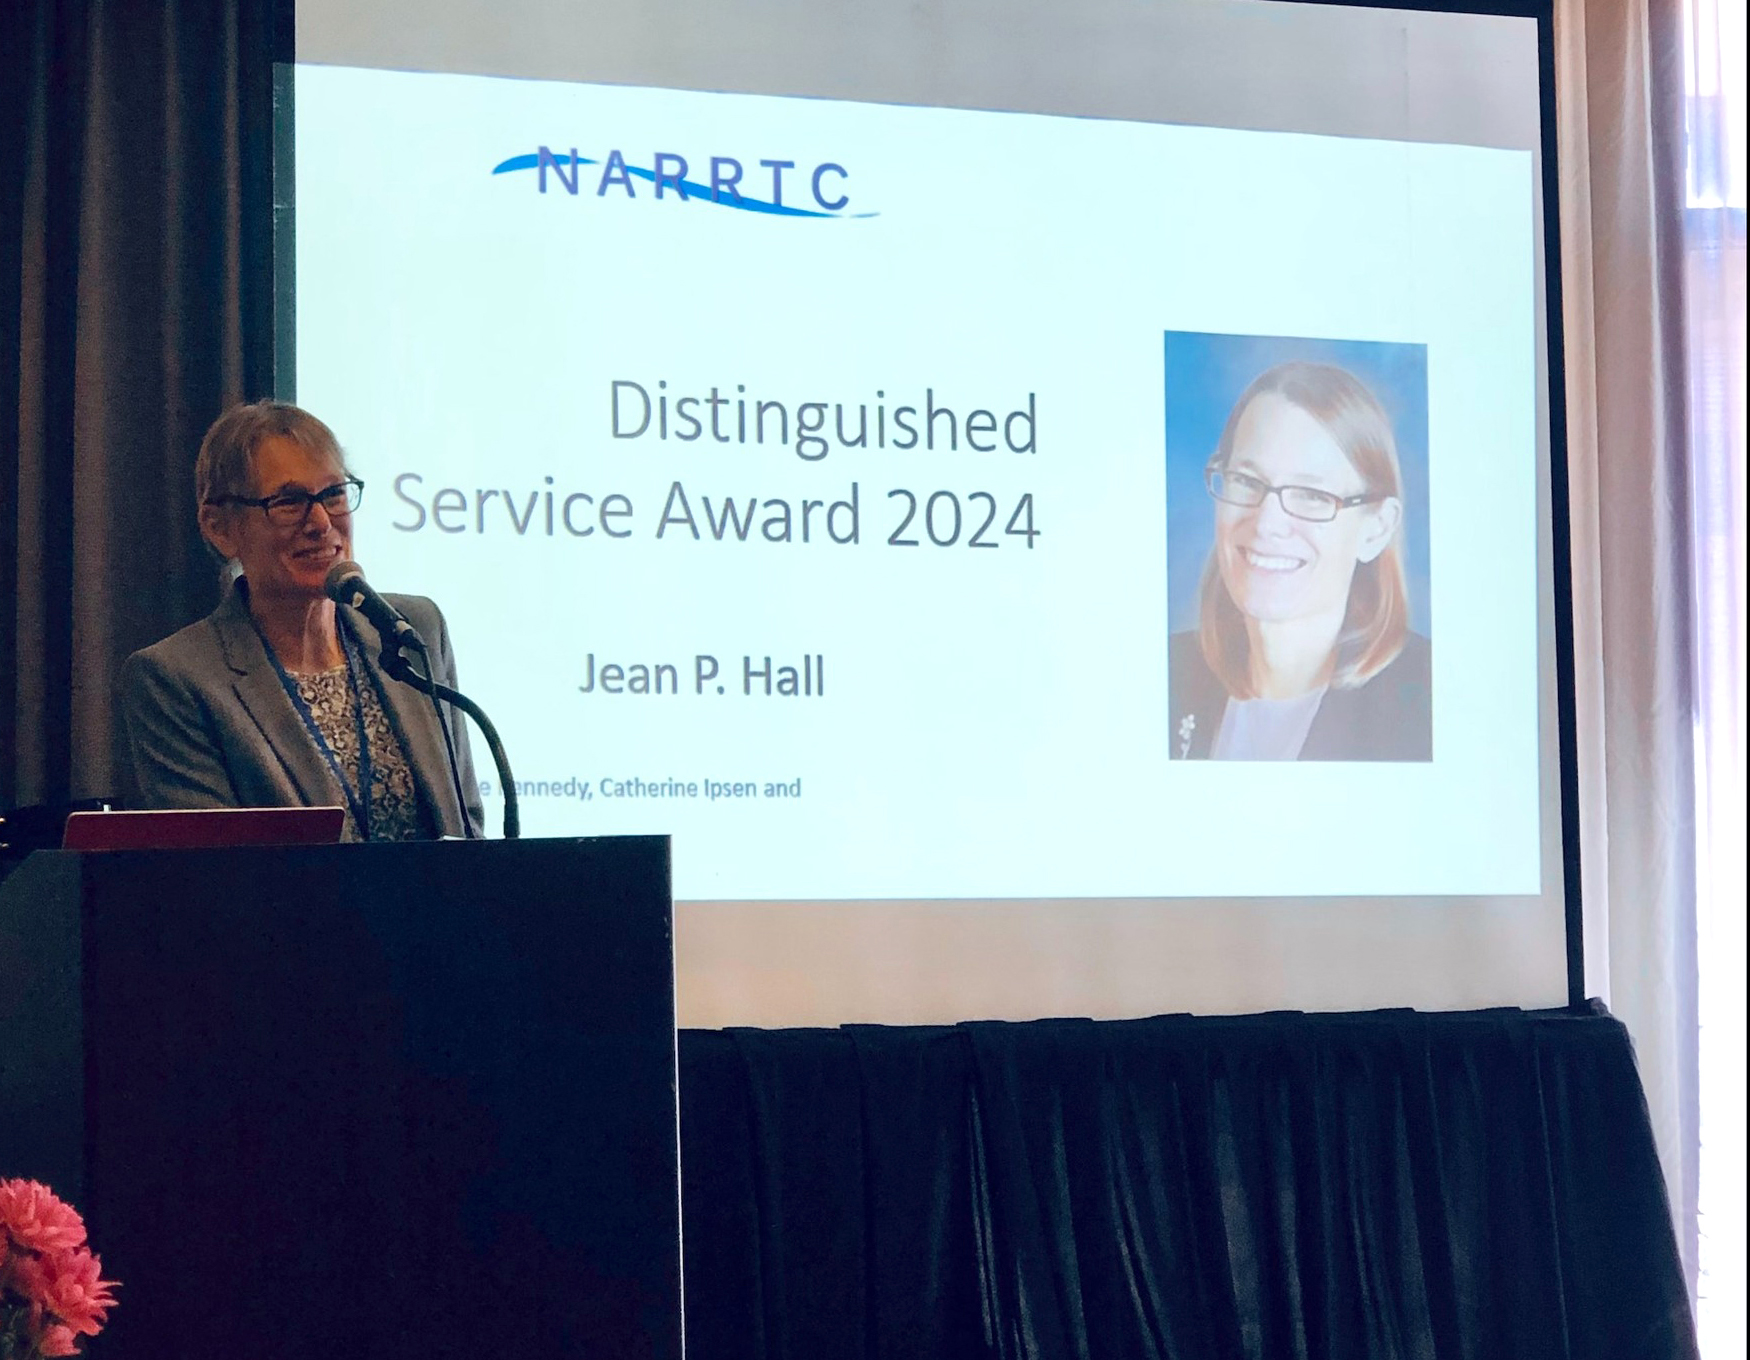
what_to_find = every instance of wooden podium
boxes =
[0,836,681,1359]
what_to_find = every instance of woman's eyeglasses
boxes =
[207,478,365,527]
[1205,466,1382,524]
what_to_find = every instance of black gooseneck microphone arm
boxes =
[326,561,520,839]
[379,641,521,841]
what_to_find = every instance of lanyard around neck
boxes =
[259,624,375,841]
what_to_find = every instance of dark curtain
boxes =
[678,1007,1699,1360]
[0,0,279,810]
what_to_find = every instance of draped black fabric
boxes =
[1,0,279,809]
[677,1006,1698,1360]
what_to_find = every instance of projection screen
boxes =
[286,0,1580,1026]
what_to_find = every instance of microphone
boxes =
[325,560,428,654]
[325,559,493,836]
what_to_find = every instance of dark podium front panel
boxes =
[0,836,680,1360]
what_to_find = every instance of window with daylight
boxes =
[1682,0,1746,1353]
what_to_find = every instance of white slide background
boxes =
[298,69,1542,902]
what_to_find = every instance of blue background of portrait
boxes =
[1164,331,1432,638]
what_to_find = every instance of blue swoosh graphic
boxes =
[492,153,594,174]
[491,152,878,218]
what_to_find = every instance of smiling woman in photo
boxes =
[1169,361,1432,761]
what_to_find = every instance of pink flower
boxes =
[0,1181,87,1256]
[9,1248,118,1337]
[36,1322,82,1357]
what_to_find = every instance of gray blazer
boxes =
[119,581,486,837]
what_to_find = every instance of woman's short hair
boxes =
[1199,361,1409,696]
[194,400,347,512]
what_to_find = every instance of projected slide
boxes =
[296,66,1544,902]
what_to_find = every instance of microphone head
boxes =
[325,559,367,602]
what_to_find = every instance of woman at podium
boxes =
[119,401,483,839]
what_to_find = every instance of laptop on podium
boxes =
[62,807,347,852]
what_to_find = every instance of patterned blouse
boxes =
[293,662,429,842]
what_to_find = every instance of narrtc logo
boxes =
[492,146,877,218]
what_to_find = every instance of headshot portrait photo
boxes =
[1164,331,1432,762]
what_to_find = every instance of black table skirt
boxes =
[676,1004,1696,1360]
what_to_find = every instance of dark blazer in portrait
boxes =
[1168,629,1433,761]
[119,580,485,835]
